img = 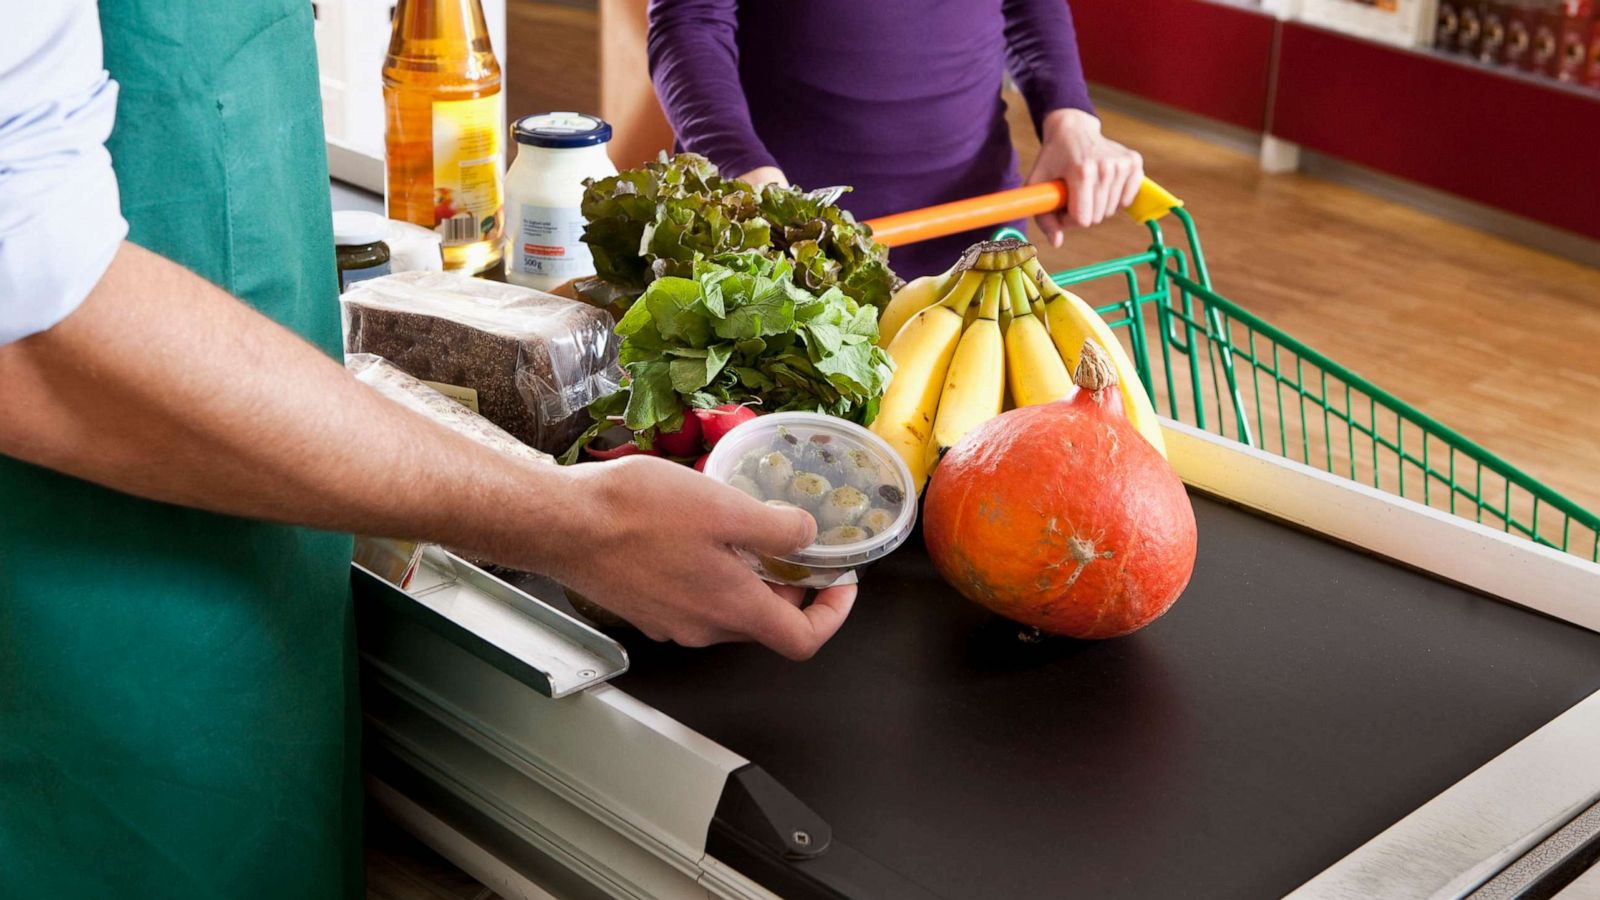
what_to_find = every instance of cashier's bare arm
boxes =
[0,241,854,657]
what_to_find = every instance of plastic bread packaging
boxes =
[341,271,622,455]
[347,353,550,592]
[383,219,444,273]
[347,353,627,629]
[346,353,553,465]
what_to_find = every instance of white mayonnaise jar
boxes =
[503,112,616,291]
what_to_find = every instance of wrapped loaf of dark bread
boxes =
[342,272,621,455]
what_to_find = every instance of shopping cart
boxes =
[864,179,1600,563]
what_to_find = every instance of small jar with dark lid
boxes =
[333,210,392,292]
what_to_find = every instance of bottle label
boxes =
[512,203,595,281]
[431,96,503,248]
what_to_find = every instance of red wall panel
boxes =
[1272,23,1600,241]
[1071,0,1277,131]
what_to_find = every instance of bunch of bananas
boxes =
[871,238,1167,491]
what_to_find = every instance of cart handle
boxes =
[863,177,1183,248]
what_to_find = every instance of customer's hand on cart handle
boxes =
[1026,108,1145,244]
[543,456,856,660]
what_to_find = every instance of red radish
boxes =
[923,342,1197,639]
[654,413,703,457]
[693,452,711,472]
[694,403,760,448]
[585,442,658,461]
[584,425,660,460]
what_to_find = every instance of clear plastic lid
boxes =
[704,412,918,571]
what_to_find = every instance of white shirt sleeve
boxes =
[0,2,128,346]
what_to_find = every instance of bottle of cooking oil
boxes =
[383,0,504,273]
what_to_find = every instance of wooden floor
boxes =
[368,2,1600,896]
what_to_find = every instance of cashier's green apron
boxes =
[0,2,358,897]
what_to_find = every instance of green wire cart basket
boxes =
[863,178,1600,563]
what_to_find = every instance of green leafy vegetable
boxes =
[579,153,899,313]
[563,252,894,460]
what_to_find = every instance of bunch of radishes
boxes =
[584,403,760,470]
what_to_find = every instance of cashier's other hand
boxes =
[737,166,790,189]
[559,456,855,660]
[1025,108,1144,246]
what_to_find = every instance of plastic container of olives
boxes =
[703,411,918,588]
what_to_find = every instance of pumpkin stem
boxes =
[1073,342,1119,400]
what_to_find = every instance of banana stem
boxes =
[939,269,986,315]
[1022,258,1064,302]
[980,248,1014,271]
[977,273,1003,319]
[1003,267,1033,317]
[1020,264,1043,306]
[970,237,1035,272]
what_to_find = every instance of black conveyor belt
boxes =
[617,495,1600,900]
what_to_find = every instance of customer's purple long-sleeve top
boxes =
[647,0,1095,276]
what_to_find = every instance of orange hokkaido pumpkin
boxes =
[924,344,1197,638]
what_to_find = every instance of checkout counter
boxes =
[332,181,1600,900]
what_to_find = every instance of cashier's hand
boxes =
[1025,108,1144,246]
[553,456,855,660]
